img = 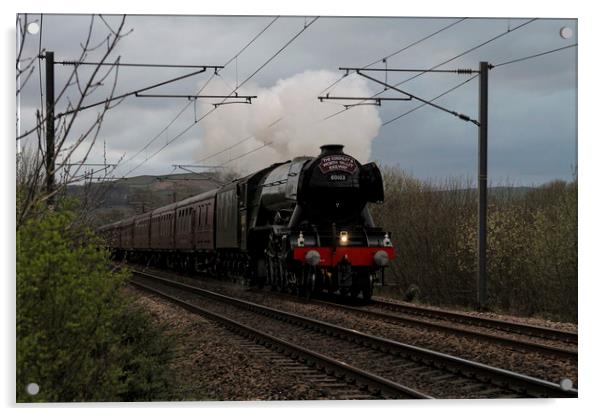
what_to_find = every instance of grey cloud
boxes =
[17,14,577,185]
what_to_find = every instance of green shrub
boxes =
[16,204,172,402]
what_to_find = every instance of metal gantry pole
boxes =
[45,51,55,205]
[329,62,491,309]
[477,61,489,309]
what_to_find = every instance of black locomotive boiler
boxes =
[99,144,395,300]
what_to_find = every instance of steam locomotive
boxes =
[99,144,394,300]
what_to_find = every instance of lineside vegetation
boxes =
[16,201,173,402]
[372,166,577,322]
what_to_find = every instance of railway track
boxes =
[141,266,576,359]
[373,297,576,342]
[300,295,578,359]
[129,269,577,399]
[130,273,429,400]
[234,340,383,400]
[123,264,577,358]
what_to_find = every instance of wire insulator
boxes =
[457,69,474,74]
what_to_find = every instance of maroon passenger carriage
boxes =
[99,144,394,301]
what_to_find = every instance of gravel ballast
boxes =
[126,286,361,401]
[127,267,577,388]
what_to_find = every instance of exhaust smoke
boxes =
[197,70,381,174]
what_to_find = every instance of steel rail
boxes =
[131,270,578,399]
[120,265,576,357]
[371,299,578,344]
[301,297,577,359]
[129,277,431,400]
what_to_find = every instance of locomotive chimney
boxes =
[319,144,344,156]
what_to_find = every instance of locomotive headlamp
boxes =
[383,233,392,247]
[305,250,321,266]
[374,250,389,267]
[297,231,305,247]
[340,231,349,245]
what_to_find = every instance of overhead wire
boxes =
[121,16,318,177]
[114,16,280,174]
[382,41,577,127]
[195,116,285,163]
[322,17,537,121]
[121,71,217,167]
[202,17,469,166]
[219,72,476,164]
[17,63,212,141]
[237,17,319,89]
[173,36,580,166]
[357,71,479,125]
[218,18,497,164]
[223,142,273,166]
[317,17,468,98]
[57,67,213,117]
[382,74,479,126]
[117,17,569,174]
[222,16,280,68]
[218,18,540,165]
[492,43,577,68]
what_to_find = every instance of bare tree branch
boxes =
[17,14,131,228]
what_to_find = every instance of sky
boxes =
[16,13,578,186]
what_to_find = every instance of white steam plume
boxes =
[197,70,382,174]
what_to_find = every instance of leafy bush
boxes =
[17,204,172,402]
